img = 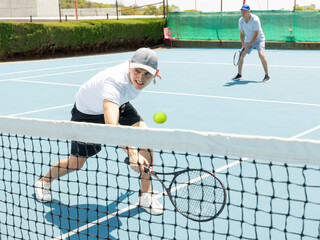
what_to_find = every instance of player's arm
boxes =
[103,99,149,173]
[240,30,245,49]
[103,99,119,125]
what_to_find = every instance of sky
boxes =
[90,0,319,12]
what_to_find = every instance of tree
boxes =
[143,6,157,15]
[157,5,180,16]
[61,0,111,9]
[170,5,180,12]
[294,5,316,11]
[60,0,181,16]
[121,7,138,16]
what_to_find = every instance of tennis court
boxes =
[1,47,320,239]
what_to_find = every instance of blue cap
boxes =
[240,5,250,10]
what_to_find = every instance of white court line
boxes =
[1,60,319,77]
[161,61,320,69]
[0,61,122,76]
[9,79,80,87]
[4,75,320,109]
[290,125,320,139]
[0,51,131,65]
[52,203,139,240]
[8,104,74,117]
[144,90,320,107]
[5,76,320,108]
[3,67,104,82]
[8,83,320,108]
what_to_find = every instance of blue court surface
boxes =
[0,47,320,239]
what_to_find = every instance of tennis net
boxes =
[0,116,319,239]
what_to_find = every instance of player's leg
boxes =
[259,51,270,81]
[131,120,163,215]
[120,104,152,194]
[119,102,164,215]
[35,155,87,202]
[256,40,270,82]
[35,105,103,202]
[237,51,247,75]
[232,44,253,80]
[41,155,87,183]
[232,51,247,80]
[130,120,154,193]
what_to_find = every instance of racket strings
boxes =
[170,170,225,221]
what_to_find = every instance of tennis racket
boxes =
[125,157,226,222]
[233,48,245,66]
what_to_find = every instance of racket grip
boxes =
[124,157,150,173]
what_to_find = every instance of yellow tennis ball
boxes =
[153,112,167,124]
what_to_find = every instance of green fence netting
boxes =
[166,11,320,42]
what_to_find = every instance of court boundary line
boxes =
[0,60,320,77]
[0,71,320,107]
[291,125,320,139]
[3,75,320,108]
[0,51,132,65]
[1,61,319,76]
[8,104,74,117]
[0,61,123,76]
[162,61,320,69]
[2,68,105,82]
[144,91,320,107]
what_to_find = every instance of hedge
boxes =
[0,18,165,60]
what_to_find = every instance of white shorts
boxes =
[245,40,265,54]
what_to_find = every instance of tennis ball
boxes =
[153,112,167,124]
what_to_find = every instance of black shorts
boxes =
[70,102,143,158]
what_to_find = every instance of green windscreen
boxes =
[166,11,320,42]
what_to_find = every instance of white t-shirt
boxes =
[75,61,140,115]
[239,13,265,42]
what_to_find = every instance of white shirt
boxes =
[75,61,140,115]
[239,13,265,42]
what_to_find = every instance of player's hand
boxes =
[129,154,150,173]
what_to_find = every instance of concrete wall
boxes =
[0,0,59,17]
[61,8,118,17]
[36,0,59,17]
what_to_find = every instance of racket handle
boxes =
[124,157,150,173]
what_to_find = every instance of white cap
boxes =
[130,48,159,75]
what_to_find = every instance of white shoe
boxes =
[34,179,52,202]
[138,192,164,215]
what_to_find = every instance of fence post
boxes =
[30,16,32,22]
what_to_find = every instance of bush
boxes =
[0,18,165,60]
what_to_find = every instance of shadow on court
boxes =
[224,80,262,87]
[42,192,138,239]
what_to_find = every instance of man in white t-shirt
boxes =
[35,48,164,215]
[232,5,270,82]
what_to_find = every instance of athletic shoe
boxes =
[232,73,242,81]
[262,75,270,82]
[138,192,164,215]
[34,179,52,202]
